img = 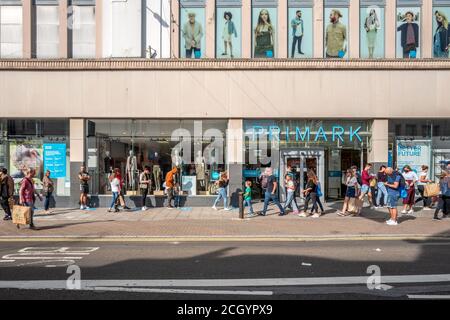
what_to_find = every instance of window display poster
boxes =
[43,143,67,179]
[180,7,206,58]
[9,141,43,189]
[182,175,197,196]
[360,6,385,59]
[324,8,349,58]
[216,7,242,58]
[252,7,277,58]
[396,140,431,174]
[288,7,313,58]
[432,7,450,58]
[396,7,421,58]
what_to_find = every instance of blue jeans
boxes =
[213,188,228,208]
[244,199,254,214]
[186,48,201,59]
[284,190,299,212]
[110,192,119,209]
[262,192,285,215]
[376,182,388,207]
[44,192,52,211]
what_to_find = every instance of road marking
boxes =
[408,295,450,299]
[92,287,274,296]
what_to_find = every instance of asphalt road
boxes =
[1,239,450,300]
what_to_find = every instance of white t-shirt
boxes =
[346,176,358,187]
[417,171,429,186]
[110,178,120,193]
[403,171,419,182]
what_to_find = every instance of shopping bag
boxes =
[119,195,126,207]
[347,198,358,213]
[12,205,31,226]
[424,183,440,197]
[355,198,364,210]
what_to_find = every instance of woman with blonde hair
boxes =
[364,8,381,58]
[434,11,449,58]
[299,170,320,218]
[254,9,274,58]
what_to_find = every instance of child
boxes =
[243,180,254,216]
[284,175,299,214]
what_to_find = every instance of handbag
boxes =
[400,188,408,199]
[424,183,440,197]
[12,205,31,226]
[369,178,377,188]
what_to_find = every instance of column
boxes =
[349,0,359,58]
[422,0,433,58]
[385,0,396,58]
[70,119,85,206]
[22,0,34,58]
[227,119,244,208]
[171,0,180,58]
[369,119,389,169]
[59,0,68,58]
[95,0,103,58]
[278,0,288,58]
[314,0,324,58]
[242,0,251,58]
[206,0,216,58]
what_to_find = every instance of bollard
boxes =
[239,192,244,219]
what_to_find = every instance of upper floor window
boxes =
[360,0,385,59]
[0,1,23,58]
[69,0,96,58]
[35,0,60,58]
[433,0,450,58]
[180,0,205,59]
[288,0,313,58]
[324,1,349,58]
[252,0,277,58]
[396,0,421,59]
[216,0,242,59]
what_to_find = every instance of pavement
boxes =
[1,201,449,240]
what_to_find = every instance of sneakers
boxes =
[141,206,147,211]
[311,213,321,219]
[408,209,414,214]
[3,216,11,221]
[386,219,398,226]
[433,216,441,221]
[401,209,407,214]
[85,206,91,210]
[224,207,232,211]
[212,206,218,210]
[298,212,309,218]
[80,205,85,210]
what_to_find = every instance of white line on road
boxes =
[408,295,450,299]
[92,287,274,296]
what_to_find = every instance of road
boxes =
[1,239,450,300]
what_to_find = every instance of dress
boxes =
[222,22,231,42]
[254,29,274,58]
[366,24,377,48]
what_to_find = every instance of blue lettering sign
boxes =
[295,126,310,141]
[332,126,345,142]
[349,126,362,142]
[314,126,328,142]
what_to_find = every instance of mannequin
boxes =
[104,151,113,191]
[195,150,206,189]
[172,149,183,167]
[126,150,137,190]
[152,152,161,191]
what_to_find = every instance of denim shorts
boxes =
[360,185,370,195]
[345,186,356,198]
[387,193,400,209]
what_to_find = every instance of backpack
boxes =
[259,174,269,189]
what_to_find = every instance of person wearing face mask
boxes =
[325,9,347,58]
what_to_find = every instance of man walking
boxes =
[0,168,14,221]
[139,166,152,211]
[359,163,375,209]
[291,10,304,58]
[260,168,285,216]
[165,167,179,209]
[78,165,90,210]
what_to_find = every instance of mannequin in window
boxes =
[195,150,206,189]
[152,152,161,191]
[126,150,137,190]
[104,151,114,191]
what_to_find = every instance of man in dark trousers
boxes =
[0,168,14,221]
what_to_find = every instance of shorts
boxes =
[80,184,89,194]
[387,193,400,209]
[360,185,371,195]
[345,186,356,198]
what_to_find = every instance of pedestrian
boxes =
[384,167,402,226]
[259,167,284,216]
[284,166,299,211]
[139,166,152,211]
[415,165,433,210]
[283,174,299,214]
[359,163,375,209]
[243,180,254,216]
[114,168,130,210]
[299,170,320,218]
[19,168,41,229]
[165,167,179,209]
[78,165,90,210]
[42,170,54,214]
[401,165,418,214]
[212,171,231,211]
[338,169,360,216]
[108,172,120,213]
[433,170,450,220]
[0,168,14,221]
[174,182,182,208]
[376,165,388,208]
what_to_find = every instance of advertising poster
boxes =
[180,7,206,58]
[360,6,385,58]
[252,7,277,58]
[9,141,43,189]
[432,7,450,58]
[324,7,349,58]
[288,7,313,58]
[43,143,67,179]
[396,140,431,174]
[216,7,242,58]
[396,7,421,58]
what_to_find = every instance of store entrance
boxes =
[279,149,325,202]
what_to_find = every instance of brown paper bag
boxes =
[424,183,440,197]
[12,205,31,226]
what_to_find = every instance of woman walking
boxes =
[19,168,41,229]
[108,172,120,213]
[339,169,360,216]
[284,174,299,214]
[299,171,320,218]
[433,170,450,220]
[42,170,54,214]
[401,165,418,214]
[415,165,433,209]
[212,172,231,211]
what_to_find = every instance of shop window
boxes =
[35,1,60,58]
[396,0,421,59]
[180,0,206,59]
[288,0,314,58]
[86,119,227,196]
[324,1,349,58]
[432,0,450,58]
[216,0,242,59]
[0,2,23,58]
[405,124,417,136]
[69,0,96,58]
[360,0,385,59]
[252,0,277,58]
